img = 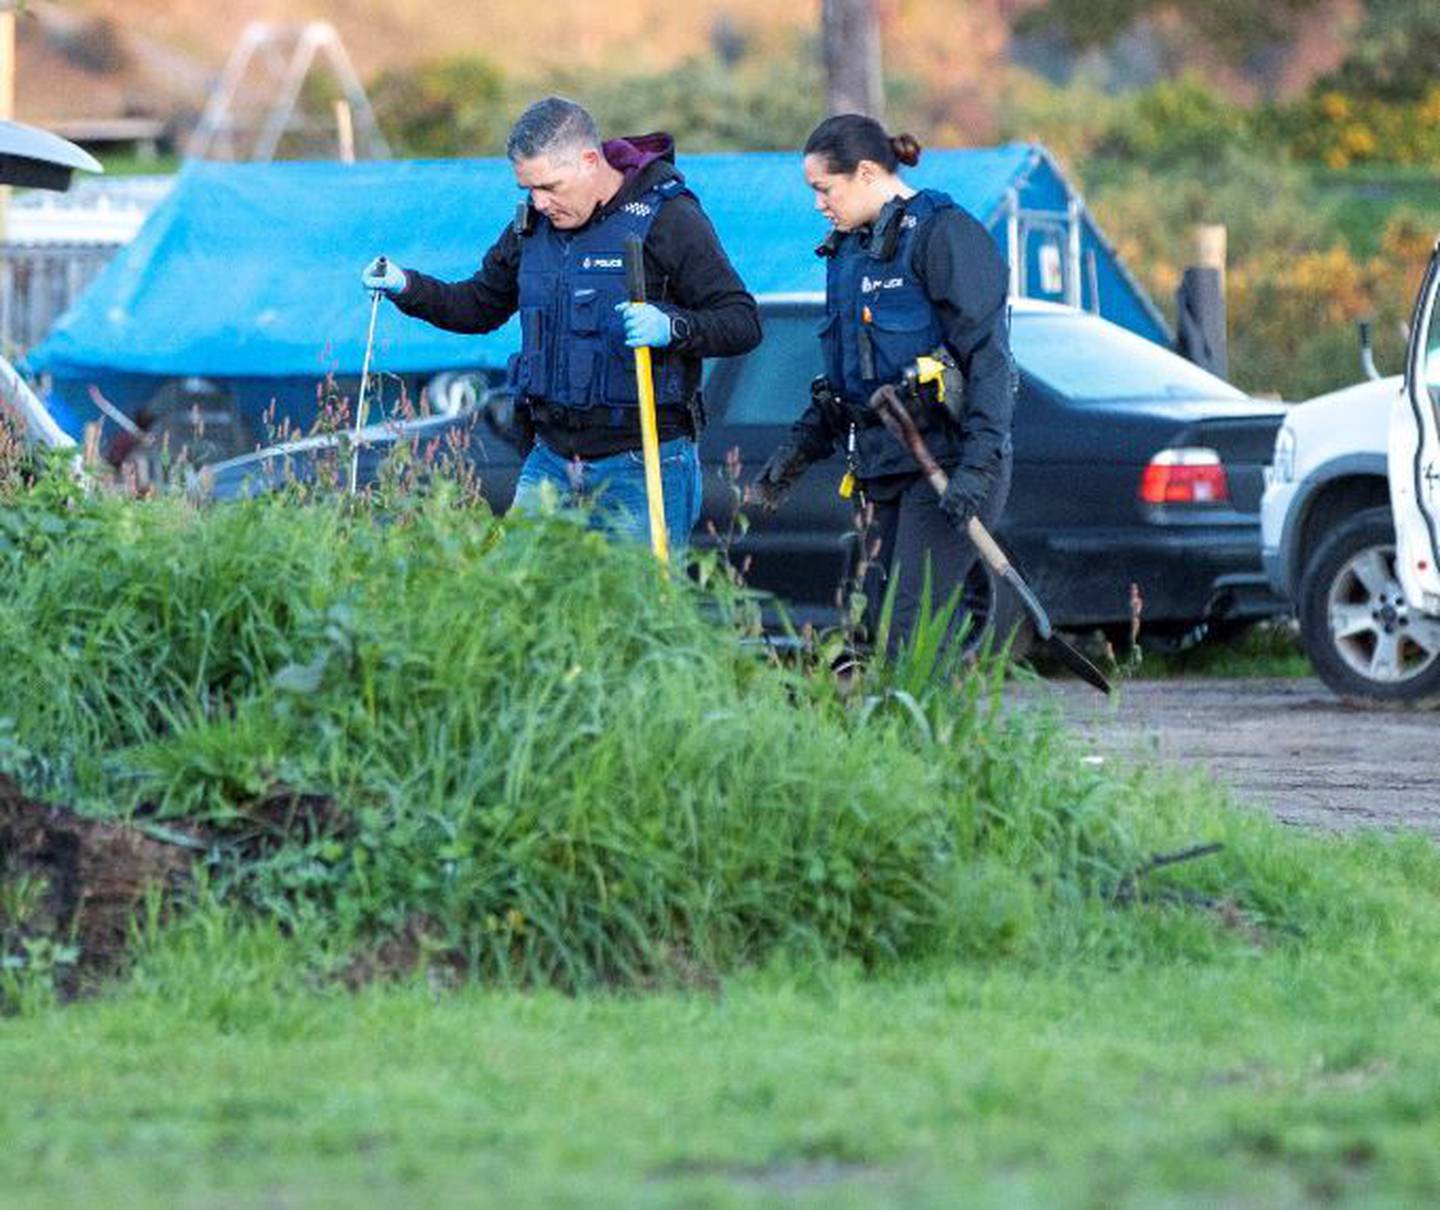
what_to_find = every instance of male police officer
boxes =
[362,96,760,547]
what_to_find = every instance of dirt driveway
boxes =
[1020,677,1439,834]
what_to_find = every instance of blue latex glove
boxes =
[361,256,407,296]
[615,301,673,348]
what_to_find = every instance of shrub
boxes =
[367,42,825,159]
[1099,76,1258,169]
[370,56,509,157]
[1316,1,1440,106]
[1081,147,1433,399]
[998,75,1279,173]
[1269,88,1440,169]
[996,73,1128,166]
[552,51,823,152]
[0,473,1221,989]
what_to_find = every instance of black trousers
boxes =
[859,456,1012,654]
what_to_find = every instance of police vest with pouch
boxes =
[819,188,952,411]
[509,178,689,418]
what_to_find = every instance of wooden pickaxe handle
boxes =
[868,384,1112,695]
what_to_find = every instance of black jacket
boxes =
[788,197,1014,502]
[392,135,761,458]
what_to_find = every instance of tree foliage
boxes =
[370,56,509,157]
[368,46,824,159]
[549,52,824,152]
[1318,0,1440,103]
[1016,0,1327,56]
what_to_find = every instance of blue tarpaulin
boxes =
[29,143,1169,388]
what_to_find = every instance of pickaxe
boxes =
[869,383,1112,695]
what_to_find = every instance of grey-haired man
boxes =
[363,96,760,547]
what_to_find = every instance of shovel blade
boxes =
[1043,633,1112,695]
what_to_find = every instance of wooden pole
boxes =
[1176,223,1229,377]
[334,98,355,163]
[1195,224,1227,295]
[822,0,883,118]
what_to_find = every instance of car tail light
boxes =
[1138,447,1229,505]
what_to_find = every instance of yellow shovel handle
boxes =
[623,232,670,566]
[632,344,669,564]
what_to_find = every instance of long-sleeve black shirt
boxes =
[788,197,1014,502]
[391,153,760,458]
[909,202,1014,500]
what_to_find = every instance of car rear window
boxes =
[721,312,825,426]
[1012,312,1246,402]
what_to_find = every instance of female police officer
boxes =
[749,114,1015,655]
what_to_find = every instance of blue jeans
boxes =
[511,437,703,550]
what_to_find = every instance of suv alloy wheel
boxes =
[1297,507,1440,705]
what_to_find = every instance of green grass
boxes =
[94,150,182,177]
[5,476,1304,993]
[4,894,1440,1207]
[1,483,1123,988]
[1121,620,1312,681]
[1027,620,1312,685]
[1311,166,1440,259]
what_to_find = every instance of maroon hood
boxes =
[603,133,675,178]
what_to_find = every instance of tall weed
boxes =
[3,471,1435,989]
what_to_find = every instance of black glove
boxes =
[938,469,984,526]
[749,442,813,512]
[810,375,847,432]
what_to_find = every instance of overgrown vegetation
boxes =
[0,461,1234,997]
[367,56,508,158]
[0,452,1380,1000]
[0,459,1425,1000]
[1016,0,1328,55]
[3,448,1440,1199]
[995,73,1440,398]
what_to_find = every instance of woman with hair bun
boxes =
[750,112,1016,658]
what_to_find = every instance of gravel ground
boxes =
[1018,676,1439,834]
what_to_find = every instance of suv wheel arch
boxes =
[1291,473,1389,598]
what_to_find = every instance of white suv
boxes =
[1261,249,1440,705]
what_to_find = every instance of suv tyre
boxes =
[1297,507,1440,706]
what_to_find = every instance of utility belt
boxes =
[828,345,964,427]
[813,364,960,502]
[525,396,704,437]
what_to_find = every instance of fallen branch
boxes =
[1112,842,1225,905]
